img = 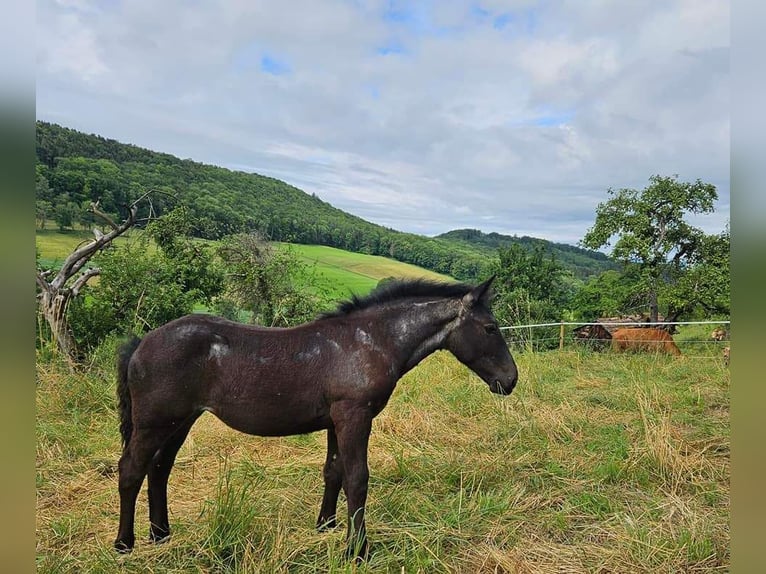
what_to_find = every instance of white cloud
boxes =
[35,0,730,245]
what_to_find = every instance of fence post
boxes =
[559,322,565,351]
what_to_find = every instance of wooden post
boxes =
[559,322,565,351]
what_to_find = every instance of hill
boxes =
[35,121,613,281]
[438,229,618,279]
[285,243,453,299]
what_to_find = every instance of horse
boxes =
[610,327,682,356]
[113,277,518,560]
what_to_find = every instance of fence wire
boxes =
[499,320,730,359]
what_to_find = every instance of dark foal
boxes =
[114,277,518,560]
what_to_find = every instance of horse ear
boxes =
[462,275,496,309]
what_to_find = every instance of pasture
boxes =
[282,243,453,299]
[35,228,452,301]
[36,344,729,573]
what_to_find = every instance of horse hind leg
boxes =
[114,419,197,553]
[147,414,200,544]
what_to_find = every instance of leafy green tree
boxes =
[570,269,641,320]
[217,233,330,327]
[36,200,53,230]
[67,214,224,351]
[662,225,730,319]
[146,207,224,306]
[36,170,54,202]
[54,197,81,231]
[69,238,204,350]
[582,175,718,322]
[491,244,572,349]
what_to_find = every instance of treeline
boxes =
[35,121,611,281]
[438,229,618,280]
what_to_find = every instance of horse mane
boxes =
[320,278,474,319]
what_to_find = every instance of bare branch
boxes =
[91,200,119,230]
[70,267,101,297]
[51,194,144,290]
[36,270,52,293]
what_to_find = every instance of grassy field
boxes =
[283,243,453,299]
[36,344,729,573]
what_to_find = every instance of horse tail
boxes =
[117,336,141,449]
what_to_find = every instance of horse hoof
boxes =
[344,541,369,563]
[316,518,337,532]
[150,532,171,544]
[114,539,134,554]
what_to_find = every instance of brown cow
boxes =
[711,327,728,342]
[611,328,682,356]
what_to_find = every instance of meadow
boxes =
[282,243,452,299]
[35,227,452,302]
[35,226,729,571]
[36,343,729,573]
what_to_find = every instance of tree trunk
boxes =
[649,290,659,323]
[40,289,78,359]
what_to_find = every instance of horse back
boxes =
[125,314,346,434]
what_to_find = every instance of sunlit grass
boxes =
[36,347,729,572]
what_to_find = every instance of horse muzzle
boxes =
[490,372,517,395]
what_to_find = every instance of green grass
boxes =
[35,227,454,300]
[36,347,729,572]
[35,225,144,270]
[279,243,454,299]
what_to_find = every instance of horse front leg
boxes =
[317,426,343,531]
[332,405,373,561]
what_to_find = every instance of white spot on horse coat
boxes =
[176,324,201,339]
[355,328,373,346]
[296,346,322,362]
[208,342,229,361]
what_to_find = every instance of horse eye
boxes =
[484,324,499,334]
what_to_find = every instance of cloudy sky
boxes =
[36,0,729,246]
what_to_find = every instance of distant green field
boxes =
[280,243,454,299]
[35,227,453,300]
[35,226,138,268]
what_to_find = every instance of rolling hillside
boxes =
[438,229,618,279]
[36,121,614,281]
[35,227,452,303]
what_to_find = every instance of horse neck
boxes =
[384,297,462,374]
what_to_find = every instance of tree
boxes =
[662,225,730,319]
[54,197,81,231]
[36,194,150,360]
[581,175,718,322]
[491,244,572,349]
[217,232,329,327]
[570,269,641,320]
[68,231,223,351]
[36,200,53,230]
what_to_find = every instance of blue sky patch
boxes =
[260,54,291,76]
[493,13,513,29]
[376,40,407,56]
[533,111,575,126]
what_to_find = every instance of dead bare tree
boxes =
[36,192,154,361]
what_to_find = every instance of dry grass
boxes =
[36,347,729,572]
